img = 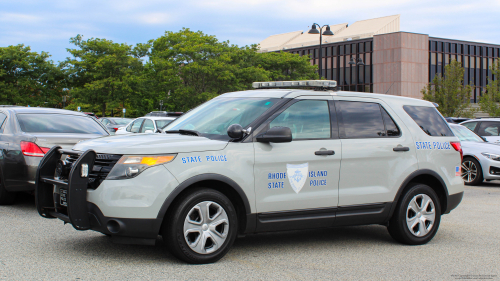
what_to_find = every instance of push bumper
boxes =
[35,146,160,245]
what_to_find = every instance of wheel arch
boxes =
[155,173,252,235]
[389,169,450,218]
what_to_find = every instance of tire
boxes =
[162,188,238,264]
[0,178,16,205]
[387,183,441,245]
[462,157,483,186]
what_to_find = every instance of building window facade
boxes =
[429,39,499,103]
[285,39,374,93]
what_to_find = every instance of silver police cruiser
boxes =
[36,80,464,264]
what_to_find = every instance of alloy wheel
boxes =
[183,201,229,254]
[406,194,436,237]
[461,160,477,183]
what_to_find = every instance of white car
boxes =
[114,116,176,135]
[36,80,464,264]
[460,118,500,143]
[450,123,500,185]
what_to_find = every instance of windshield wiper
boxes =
[166,129,202,136]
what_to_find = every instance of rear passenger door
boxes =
[334,97,418,206]
[475,121,500,143]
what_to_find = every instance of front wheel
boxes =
[162,188,238,264]
[388,183,441,245]
[462,157,483,186]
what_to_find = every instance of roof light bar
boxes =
[252,80,337,90]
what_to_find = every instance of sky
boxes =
[1,0,500,63]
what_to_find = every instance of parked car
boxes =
[450,123,500,185]
[460,118,500,143]
[114,116,176,135]
[145,111,183,117]
[0,107,109,204]
[445,117,470,124]
[36,80,463,264]
[99,117,133,134]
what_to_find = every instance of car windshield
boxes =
[17,114,108,135]
[164,97,278,140]
[451,125,484,142]
[156,119,173,129]
[113,118,132,125]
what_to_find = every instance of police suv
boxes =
[35,80,464,264]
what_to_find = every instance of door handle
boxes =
[393,146,410,152]
[315,150,335,155]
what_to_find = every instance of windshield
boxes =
[451,125,484,142]
[17,114,108,135]
[156,119,173,129]
[113,118,132,125]
[164,97,278,139]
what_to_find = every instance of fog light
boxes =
[126,167,139,177]
[81,163,89,178]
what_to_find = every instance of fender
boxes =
[153,173,252,234]
[388,169,449,219]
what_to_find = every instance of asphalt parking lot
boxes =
[1,183,499,280]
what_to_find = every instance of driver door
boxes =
[253,97,341,231]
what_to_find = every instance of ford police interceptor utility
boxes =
[35,80,464,264]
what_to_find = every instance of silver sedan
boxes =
[450,124,500,185]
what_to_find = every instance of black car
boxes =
[0,107,109,204]
[445,117,471,124]
[99,117,133,133]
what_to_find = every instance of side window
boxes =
[0,112,7,129]
[338,101,386,138]
[403,105,453,136]
[130,119,144,133]
[381,107,401,136]
[101,119,110,125]
[269,100,331,140]
[462,122,478,131]
[140,119,155,133]
[477,122,500,136]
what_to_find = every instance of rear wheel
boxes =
[388,183,441,245]
[162,188,238,264]
[462,157,483,186]
[0,178,16,205]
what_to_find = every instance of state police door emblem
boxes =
[286,163,308,194]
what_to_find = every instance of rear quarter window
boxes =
[403,106,453,136]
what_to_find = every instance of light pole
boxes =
[308,24,334,78]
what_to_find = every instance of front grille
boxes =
[66,153,122,189]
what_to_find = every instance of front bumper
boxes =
[35,146,176,244]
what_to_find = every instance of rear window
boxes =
[17,114,108,135]
[403,106,453,136]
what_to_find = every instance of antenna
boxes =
[385,82,395,95]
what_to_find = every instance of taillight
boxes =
[113,127,119,131]
[450,141,463,161]
[20,141,50,157]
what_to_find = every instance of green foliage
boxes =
[0,44,65,107]
[422,60,475,118]
[479,60,500,116]
[147,28,318,111]
[64,35,149,117]
[2,29,318,116]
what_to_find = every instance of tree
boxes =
[422,60,474,117]
[147,28,317,111]
[0,44,64,106]
[478,60,500,116]
[64,35,149,117]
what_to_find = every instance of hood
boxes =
[72,133,228,154]
[461,141,500,154]
[31,133,107,150]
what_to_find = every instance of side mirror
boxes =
[145,130,154,134]
[156,128,164,134]
[256,126,292,143]
[227,124,251,139]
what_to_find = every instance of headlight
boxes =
[106,154,176,180]
[481,152,500,161]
